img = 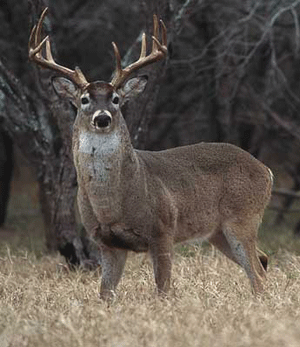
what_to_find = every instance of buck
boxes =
[29,8,273,299]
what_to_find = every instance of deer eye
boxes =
[81,96,90,105]
[112,95,119,105]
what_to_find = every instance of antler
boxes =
[29,7,89,90]
[110,14,167,89]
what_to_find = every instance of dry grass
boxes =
[1,245,300,347]
[2,172,300,346]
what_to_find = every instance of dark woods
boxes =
[1,0,300,264]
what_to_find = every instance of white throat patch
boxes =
[78,131,122,183]
[79,131,120,156]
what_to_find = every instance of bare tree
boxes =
[2,0,300,265]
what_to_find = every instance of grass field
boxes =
[1,173,300,346]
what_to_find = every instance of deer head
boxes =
[29,8,167,135]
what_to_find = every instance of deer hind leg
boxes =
[209,230,268,271]
[99,244,127,300]
[217,217,267,294]
[209,229,241,265]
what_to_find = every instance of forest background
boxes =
[0,0,300,270]
[1,1,300,346]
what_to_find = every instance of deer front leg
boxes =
[99,243,127,300]
[150,233,173,295]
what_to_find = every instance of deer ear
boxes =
[52,77,80,106]
[120,76,148,102]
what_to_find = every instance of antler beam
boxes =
[29,7,89,90]
[110,15,167,89]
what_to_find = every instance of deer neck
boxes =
[73,117,139,222]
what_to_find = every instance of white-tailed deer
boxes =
[29,8,273,299]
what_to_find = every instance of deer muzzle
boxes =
[92,110,112,129]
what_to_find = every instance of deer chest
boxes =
[75,131,124,221]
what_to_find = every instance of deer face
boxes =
[77,81,119,133]
[52,77,148,133]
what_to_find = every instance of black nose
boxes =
[93,114,112,128]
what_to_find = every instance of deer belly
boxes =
[175,208,220,242]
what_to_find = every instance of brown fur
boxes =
[52,78,273,299]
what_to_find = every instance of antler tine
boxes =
[29,7,49,59]
[29,7,89,89]
[160,19,167,47]
[45,37,55,63]
[112,42,122,74]
[152,15,159,51]
[110,15,167,89]
[139,33,147,60]
[36,7,47,46]
[152,17,167,55]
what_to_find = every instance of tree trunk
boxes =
[0,129,13,226]
[0,50,99,266]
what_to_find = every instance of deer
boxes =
[29,8,273,299]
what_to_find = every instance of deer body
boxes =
[29,8,273,299]
[76,136,272,247]
[69,82,272,297]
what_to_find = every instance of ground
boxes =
[1,247,300,347]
